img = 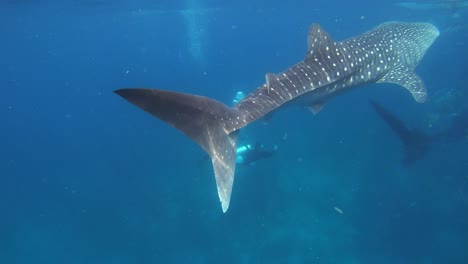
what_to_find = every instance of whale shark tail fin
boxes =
[369,99,431,165]
[115,88,240,212]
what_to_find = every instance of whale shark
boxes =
[370,99,431,165]
[370,99,467,165]
[115,22,439,212]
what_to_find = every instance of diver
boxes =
[232,91,245,105]
[236,143,277,166]
[199,90,276,166]
[231,90,277,165]
[199,142,276,166]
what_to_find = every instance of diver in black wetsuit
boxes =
[232,90,277,165]
[236,143,276,166]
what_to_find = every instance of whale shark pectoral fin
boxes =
[378,64,427,103]
[306,23,336,60]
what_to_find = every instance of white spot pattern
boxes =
[233,22,439,129]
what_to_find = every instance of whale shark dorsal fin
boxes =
[378,64,428,103]
[306,23,335,60]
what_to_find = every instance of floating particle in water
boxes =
[334,206,344,214]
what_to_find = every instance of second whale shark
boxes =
[115,22,439,212]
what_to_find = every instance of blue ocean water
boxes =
[1,0,467,263]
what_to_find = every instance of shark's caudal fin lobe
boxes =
[369,99,410,139]
[114,88,239,212]
[370,99,430,165]
[378,64,427,103]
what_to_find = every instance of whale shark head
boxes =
[377,22,440,68]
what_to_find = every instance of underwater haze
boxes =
[1,0,467,263]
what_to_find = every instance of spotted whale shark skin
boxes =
[115,21,439,212]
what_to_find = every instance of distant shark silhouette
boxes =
[370,100,467,165]
[115,22,439,212]
[370,100,432,165]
